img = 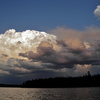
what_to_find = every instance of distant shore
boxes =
[1,73,100,88]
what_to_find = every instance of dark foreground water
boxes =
[0,88,100,100]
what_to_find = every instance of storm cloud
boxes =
[0,28,100,83]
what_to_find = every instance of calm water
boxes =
[0,88,100,100]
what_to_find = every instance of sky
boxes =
[0,0,100,84]
[0,0,100,33]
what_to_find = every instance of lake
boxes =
[0,88,100,100]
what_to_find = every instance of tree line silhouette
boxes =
[0,71,100,88]
[22,71,100,88]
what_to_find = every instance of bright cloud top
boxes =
[0,29,57,59]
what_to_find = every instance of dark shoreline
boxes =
[1,74,100,88]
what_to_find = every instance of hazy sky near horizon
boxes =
[0,0,100,33]
[0,0,100,84]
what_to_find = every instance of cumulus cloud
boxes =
[19,28,100,68]
[94,5,100,18]
[0,28,100,83]
[0,29,57,59]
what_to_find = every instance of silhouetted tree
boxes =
[87,71,91,77]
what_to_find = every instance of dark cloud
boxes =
[18,38,100,70]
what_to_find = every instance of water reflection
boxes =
[0,88,100,100]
